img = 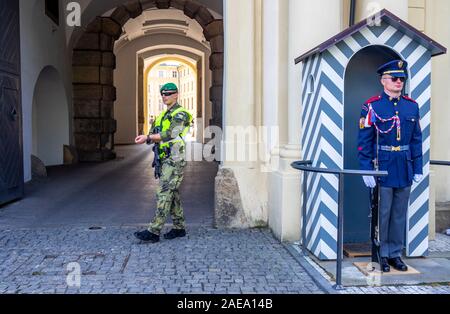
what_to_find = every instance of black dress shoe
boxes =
[380,257,390,272]
[388,257,408,271]
[164,229,186,240]
[134,230,160,243]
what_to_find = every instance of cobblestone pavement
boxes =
[338,234,450,294]
[429,233,450,253]
[0,225,324,294]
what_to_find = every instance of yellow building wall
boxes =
[409,0,450,204]
[424,0,450,203]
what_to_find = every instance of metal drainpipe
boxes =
[349,0,357,26]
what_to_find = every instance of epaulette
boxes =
[364,95,382,105]
[402,95,418,104]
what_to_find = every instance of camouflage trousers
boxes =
[148,159,187,235]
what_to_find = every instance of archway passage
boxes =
[72,0,223,162]
[343,45,402,244]
[32,66,69,166]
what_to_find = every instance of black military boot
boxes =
[164,229,186,240]
[388,257,408,271]
[380,257,391,272]
[134,230,160,243]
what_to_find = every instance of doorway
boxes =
[343,45,405,244]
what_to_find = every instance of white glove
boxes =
[413,174,423,183]
[363,176,376,188]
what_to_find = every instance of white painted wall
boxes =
[20,0,72,181]
[114,34,210,144]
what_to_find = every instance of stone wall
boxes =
[73,17,119,162]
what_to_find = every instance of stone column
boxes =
[264,0,289,240]
[73,16,121,162]
[268,0,343,242]
[222,0,256,168]
[215,0,267,229]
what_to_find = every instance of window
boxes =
[45,0,60,26]
[307,75,315,94]
[159,71,164,78]
[173,71,177,78]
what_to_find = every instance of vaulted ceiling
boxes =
[114,8,210,51]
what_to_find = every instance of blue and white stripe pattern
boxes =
[301,20,432,260]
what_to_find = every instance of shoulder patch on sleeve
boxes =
[364,95,382,105]
[402,95,418,104]
[173,111,189,122]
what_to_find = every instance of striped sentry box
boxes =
[296,10,446,260]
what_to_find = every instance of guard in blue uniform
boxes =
[358,60,423,272]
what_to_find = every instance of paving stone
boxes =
[0,225,325,294]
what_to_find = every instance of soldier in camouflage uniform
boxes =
[134,83,193,243]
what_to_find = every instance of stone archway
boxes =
[72,0,223,162]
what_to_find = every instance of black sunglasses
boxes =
[161,91,178,97]
[384,77,406,83]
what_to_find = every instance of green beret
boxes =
[160,83,178,93]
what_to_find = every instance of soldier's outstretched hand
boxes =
[135,135,147,145]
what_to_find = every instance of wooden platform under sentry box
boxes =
[354,262,421,276]
[343,243,371,258]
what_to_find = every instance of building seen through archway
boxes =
[145,59,198,138]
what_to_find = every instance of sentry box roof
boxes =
[295,9,446,64]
